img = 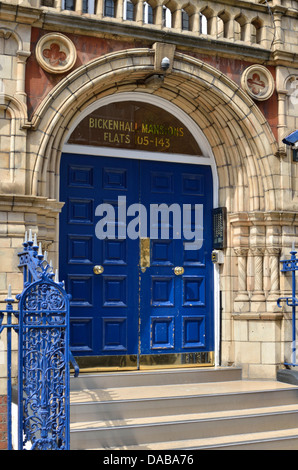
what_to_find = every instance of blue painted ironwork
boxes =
[0,289,18,450]
[277,243,298,367]
[0,231,79,450]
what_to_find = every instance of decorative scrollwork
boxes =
[19,254,70,449]
[8,231,77,450]
[23,283,66,327]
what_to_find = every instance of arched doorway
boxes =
[28,46,278,375]
[59,93,218,370]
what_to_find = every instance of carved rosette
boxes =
[36,33,77,74]
[241,65,275,101]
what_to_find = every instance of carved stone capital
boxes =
[266,247,281,256]
[234,247,249,257]
[250,246,265,257]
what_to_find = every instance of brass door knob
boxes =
[93,265,104,275]
[174,266,184,275]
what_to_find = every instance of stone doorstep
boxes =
[277,369,298,386]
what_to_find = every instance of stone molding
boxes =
[26,47,278,215]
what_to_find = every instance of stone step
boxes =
[70,368,298,450]
[70,381,298,424]
[70,406,298,450]
[85,428,298,451]
[70,366,242,391]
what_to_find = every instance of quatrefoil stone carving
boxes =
[36,33,77,74]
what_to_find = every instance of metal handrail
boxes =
[277,244,298,368]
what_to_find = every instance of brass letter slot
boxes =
[140,238,150,272]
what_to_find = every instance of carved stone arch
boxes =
[251,16,263,44]
[285,74,298,120]
[0,27,23,52]
[0,93,28,128]
[27,47,278,213]
[200,5,215,35]
[234,12,248,41]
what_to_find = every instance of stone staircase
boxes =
[70,367,298,450]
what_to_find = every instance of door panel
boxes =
[60,154,139,356]
[60,154,214,359]
[139,160,213,356]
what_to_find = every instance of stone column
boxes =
[251,247,266,307]
[273,10,284,47]
[243,21,253,45]
[95,0,104,18]
[191,10,200,34]
[16,51,31,104]
[208,14,218,36]
[173,8,182,31]
[234,247,249,312]
[54,0,62,10]
[116,0,124,20]
[225,18,234,40]
[135,0,144,24]
[267,247,281,301]
[155,3,163,27]
[76,0,83,14]
[277,90,288,153]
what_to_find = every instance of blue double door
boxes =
[60,153,214,360]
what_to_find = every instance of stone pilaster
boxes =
[251,246,266,307]
[234,247,249,313]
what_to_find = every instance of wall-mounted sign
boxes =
[68,101,202,156]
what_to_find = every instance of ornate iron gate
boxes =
[0,232,78,450]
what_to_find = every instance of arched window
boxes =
[64,0,75,10]
[182,9,190,31]
[286,76,298,120]
[217,11,230,38]
[200,13,208,34]
[124,0,134,20]
[234,14,246,41]
[163,5,172,28]
[143,2,154,24]
[104,0,115,17]
[251,18,263,44]
[200,7,213,35]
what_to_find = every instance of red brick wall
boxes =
[0,396,7,450]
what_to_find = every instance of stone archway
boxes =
[28,46,278,214]
[26,45,282,377]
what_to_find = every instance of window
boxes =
[218,11,230,38]
[124,0,134,20]
[200,13,207,34]
[104,0,114,17]
[200,7,213,35]
[64,0,75,10]
[182,9,189,31]
[235,14,246,41]
[163,6,172,28]
[143,2,154,24]
[251,18,262,44]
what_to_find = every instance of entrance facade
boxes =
[59,151,214,368]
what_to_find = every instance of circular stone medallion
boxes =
[36,33,77,74]
[241,65,275,101]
